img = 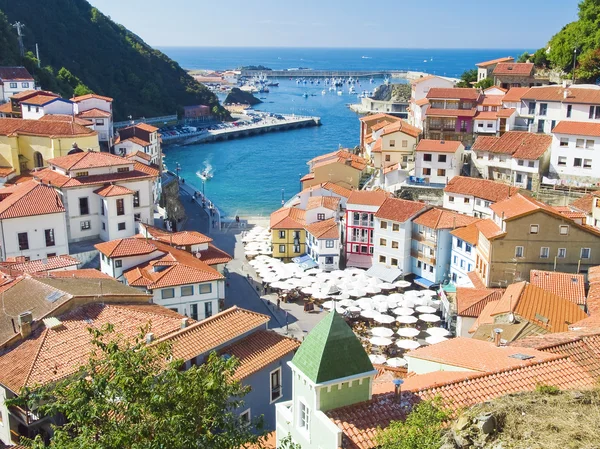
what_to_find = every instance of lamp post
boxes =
[281,188,285,206]
[175,162,181,182]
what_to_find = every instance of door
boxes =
[526,176,532,190]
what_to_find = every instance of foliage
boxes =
[8,325,263,449]
[224,87,262,105]
[376,398,451,449]
[475,77,494,89]
[535,384,561,395]
[576,47,600,81]
[0,0,227,120]
[517,51,531,63]
[456,69,477,88]
[532,48,550,67]
[278,433,302,449]
[238,65,272,71]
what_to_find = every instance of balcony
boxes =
[428,124,456,131]
[411,249,436,265]
[351,220,373,227]
[9,404,41,426]
[349,236,369,244]
[412,232,437,246]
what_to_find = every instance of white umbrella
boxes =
[426,327,450,337]
[365,285,382,295]
[403,298,416,308]
[394,280,412,288]
[356,297,373,310]
[331,269,346,277]
[347,306,361,313]
[422,290,438,297]
[369,336,393,346]
[375,302,389,313]
[301,287,316,295]
[416,306,437,314]
[378,282,396,290]
[371,294,389,303]
[305,268,322,276]
[337,292,351,300]
[419,313,441,323]
[386,357,408,368]
[296,277,314,288]
[334,305,346,314]
[339,299,357,307]
[404,290,423,298]
[425,335,449,345]
[312,292,330,300]
[271,281,290,289]
[396,328,420,338]
[361,309,378,319]
[388,293,404,302]
[349,288,367,298]
[371,327,394,337]
[369,354,387,364]
[396,315,419,324]
[374,313,395,324]
[322,300,337,309]
[245,250,259,256]
[396,339,421,350]
[393,307,414,316]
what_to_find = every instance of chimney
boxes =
[181,318,189,329]
[18,311,33,339]
[563,89,569,100]
[145,332,154,344]
[493,328,503,347]
[392,379,404,403]
[562,80,568,88]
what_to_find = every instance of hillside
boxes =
[0,0,226,121]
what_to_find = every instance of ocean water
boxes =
[160,47,527,217]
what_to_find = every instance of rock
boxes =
[452,429,471,448]
[476,413,497,435]
[455,415,471,431]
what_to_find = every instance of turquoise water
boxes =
[161,48,527,217]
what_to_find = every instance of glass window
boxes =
[45,229,55,247]
[379,238,387,246]
[204,301,213,318]
[81,220,91,231]
[380,221,387,229]
[115,260,122,268]
[540,247,549,258]
[584,159,592,168]
[448,196,455,203]
[586,140,594,149]
[389,139,395,147]
[325,256,334,264]
[79,197,89,215]
[539,103,547,116]
[392,241,399,249]
[279,244,285,253]
[133,191,140,207]
[392,223,400,231]
[464,198,470,204]
[530,224,539,234]
[465,243,472,253]
[199,283,212,294]
[18,232,29,250]
[270,368,282,402]
[576,139,585,148]
[515,246,524,258]
[558,156,567,166]
[116,198,125,216]
[379,255,386,263]
[317,213,325,221]
[566,104,572,118]
[437,168,446,177]
[558,248,566,258]
[438,155,447,163]
[456,240,463,249]
[325,240,334,248]
[279,230,285,239]
[181,285,194,296]
[581,248,591,259]
[118,222,126,231]
[559,225,569,235]
[190,303,198,320]
[161,288,175,299]
[423,153,432,162]
[391,258,398,266]
[299,401,310,431]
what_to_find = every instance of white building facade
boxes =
[414,139,464,185]
[549,121,600,185]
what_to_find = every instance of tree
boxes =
[517,51,531,63]
[376,398,451,449]
[475,77,494,89]
[532,48,550,67]
[576,47,600,81]
[9,324,264,449]
[456,69,477,88]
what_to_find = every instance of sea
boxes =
[159,47,529,218]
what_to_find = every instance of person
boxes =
[277,298,281,310]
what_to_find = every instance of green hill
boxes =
[0,0,226,121]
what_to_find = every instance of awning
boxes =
[366,265,402,283]
[442,284,457,293]
[414,277,434,288]
[292,254,318,270]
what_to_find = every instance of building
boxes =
[20,93,74,120]
[529,269,586,309]
[0,90,60,119]
[344,190,389,268]
[0,255,79,274]
[492,62,540,89]
[475,57,514,82]
[549,121,600,185]
[424,87,481,145]
[473,107,517,136]
[408,75,456,129]
[358,113,402,149]
[414,139,464,185]
[449,221,480,286]
[411,208,478,287]
[32,151,159,243]
[301,150,369,190]
[0,180,69,260]
[71,93,114,150]
[115,123,161,165]
[470,131,552,190]
[364,120,421,170]
[0,67,35,102]
[443,176,519,218]
[290,182,352,210]
[270,207,306,261]
[372,197,429,275]
[183,104,211,119]
[305,218,341,271]
[305,196,340,224]
[454,287,503,337]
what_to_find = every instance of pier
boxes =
[240,69,408,79]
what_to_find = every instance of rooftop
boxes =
[379,120,421,138]
[455,287,504,318]
[95,238,158,258]
[305,217,339,239]
[0,180,65,219]
[425,108,478,118]
[77,108,112,118]
[374,197,428,223]
[306,195,340,211]
[39,114,94,126]
[71,93,113,103]
[140,223,213,246]
[502,87,531,103]
[471,131,552,159]
[426,87,481,101]
[529,270,586,306]
[413,207,479,230]
[444,176,519,203]
[270,206,306,229]
[521,84,600,104]
[0,66,34,81]
[476,56,514,67]
[552,120,600,137]
[49,150,131,171]
[347,190,389,208]
[415,139,463,153]
[0,117,97,138]
[32,163,159,188]
[93,184,135,197]
[0,255,79,274]
[493,62,534,76]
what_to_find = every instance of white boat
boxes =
[302,92,309,98]
[199,170,213,181]
[337,90,343,96]
[349,86,356,94]
[321,89,326,95]
[423,59,428,62]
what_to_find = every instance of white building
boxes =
[449,221,478,286]
[414,139,464,185]
[72,94,114,150]
[33,151,158,244]
[0,180,69,260]
[290,181,352,210]
[408,75,455,129]
[115,123,161,165]
[0,67,35,102]
[20,94,74,120]
[443,176,519,218]
[475,57,514,82]
[372,197,428,275]
[305,218,341,271]
[549,121,600,185]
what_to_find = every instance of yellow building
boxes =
[270,206,306,261]
[367,120,421,169]
[301,149,368,190]
[0,118,99,175]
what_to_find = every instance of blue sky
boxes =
[88,0,579,48]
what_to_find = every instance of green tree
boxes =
[9,325,263,449]
[376,398,451,449]
[532,48,550,67]
[475,77,494,89]
[456,69,478,87]
[576,47,600,81]
[517,51,531,63]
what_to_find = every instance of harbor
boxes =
[240,69,409,78]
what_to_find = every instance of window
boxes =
[114,259,123,268]
[559,138,569,147]
[379,238,387,246]
[198,283,212,294]
[116,198,125,216]
[384,154,391,162]
[270,368,282,402]
[293,245,300,253]
[558,156,567,166]
[528,102,536,115]
[453,255,458,264]
[537,120,545,133]
[279,230,286,239]
[325,240,334,248]
[79,197,89,215]
[557,248,566,258]
[429,265,434,273]
[460,260,465,268]
[392,241,399,249]
[102,222,106,230]
[325,256,334,264]
[316,212,326,221]
[134,213,141,222]
[465,243,472,253]
[380,221,387,229]
[437,168,446,177]
[586,140,594,149]
[100,199,104,215]
[96,119,105,126]
[574,158,582,167]
[402,140,408,148]
[117,167,130,173]
[518,159,524,166]
[9,82,17,88]
[515,246,524,258]
[422,168,431,176]
[293,230,301,239]
[133,191,140,207]
[423,153,432,162]
[45,229,55,247]
[530,224,539,234]
[559,225,569,235]
[581,248,591,259]
[539,103,547,116]
[118,222,126,231]
[361,245,368,254]
[190,303,198,321]
[239,409,250,426]
[75,171,89,177]
[417,261,422,268]
[566,104,572,118]
[448,196,455,203]
[464,197,470,204]
[392,223,400,231]
[528,160,535,168]
[27,105,31,112]
[487,122,494,128]
[204,301,213,318]
[584,159,592,169]
[181,285,194,296]
[298,401,310,432]
[456,240,463,249]
[279,244,285,253]
[379,255,386,263]
[438,154,447,163]
[22,82,29,88]
[389,139,396,147]
[17,232,28,250]
[47,253,56,258]
[589,105,600,119]
[161,288,175,299]
[576,139,585,149]
[81,220,91,231]
[540,247,549,258]
[516,174,523,183]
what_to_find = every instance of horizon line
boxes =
[155,45,534,51]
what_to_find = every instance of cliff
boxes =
[224,88,262,106]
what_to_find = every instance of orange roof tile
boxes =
[410,74,437,84]
[141,224,213,246]
[370,120,393,132]
[502,87,530,103]
[311,149,368,172]
[35,268,112,279]
[472,131,551,159]
[322,182,353,198]
[95,238,159,258]
[20,94,67,106]
[415,98,430,106]
[456,287,504,317]
[425,108,478,118]
[300,173,315,182]
[476,57,514,67]
[449,222,480,245]
[49,151,131,170]
[0,255,79,274]
[426,88,481,101]
[11,89,56,100]
[0,117,96,138]
[270,207,305,229]
[371,138,382,153]
[77,108,111,118]
[134,122,159,133]
[358,113,401,123]
[474,218,505,240]
[126,150,153,162]
[522,85,600,104]
[305,218,339,239]
[493,63,534,76]
[0,180,65,219]
[93,184,135,197]
[32,166,157,188]
[415,139,463,153]
[489,193,552,220]
[474,111,498,120]
[375,197,427,223]
[496,108,517,118]
[306,195,340,211]
[0,102,13,114]
[480,95,505,106]
[552,120,600,137]
[413,208,478,230]
[347,190,389,207]
[71,93,113,102]
[529,270,586,306]
[39,114,94,126]
[197,243,233,266]
[444,176,519,202]
[468,271,487,289]
[380,120,421,138]
[117,135,151,146]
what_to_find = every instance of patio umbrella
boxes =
[416,306,437,314]
[368,354,387,364]
[334,305,346,314]
[404,289,423,298]
[392,307,414,316]
[394,280,412,289]
[369,336,393,346]
[331,269,346,277]
[312,292,330,300]
[396,339,421,350]
[422,290,438,297]
[339,299,357,307]
[301,287,316,295]
[245,250,259,256]
[403,298,416,308]
[296,277,314,288]
[347,306,361,313]
[396,328,420,338]
[371,327,394,337]
[304,268,322,276]
[364,285,382,295]
[396,315,419,325]
[349,288,367,298]
[426,327,451,337]
[386,357,408,368]
[361,309,378,319]
[322,300,337,309]
[388,293,404,302]
[371,294,389,303]
[375,302,389,313]
[419,313,441,323]
[378,282,396,290]
[425,335,449,345]
[374,313,395,324]
[356,297,373,310]
[337,292,351,300]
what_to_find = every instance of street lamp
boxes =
[281,188,285,206]
[175,162,181,181]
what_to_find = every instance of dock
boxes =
[241,69,408,79]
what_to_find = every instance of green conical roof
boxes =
[292,310,374,383]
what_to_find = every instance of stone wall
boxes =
[160,177,186,222]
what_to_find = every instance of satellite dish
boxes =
[195,252,202,259]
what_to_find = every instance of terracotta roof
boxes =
[456,287,504,317]
[0,166,15,177]
[474,218,505,240]
[117,136,151,146]
[426,88,481,101]
[425,108,477,118]
[522,85,600,104]
[304,217,339,239]
[140,224,213,246]
[410,74,437,84]
[415,139,463,153]
[126,150,152,162]
[300,173,315,182]
[93,184,135,197]
[347,190,389,208]
[380,120,421,138]
[474,111,499,120]
[153,306,269,362]
[529,270,586,306]
[471,135,499,151]
[496,108,517,118]
[413,208,478,230]
[35,268,112,279]
[444,176,519,202]
[95,238,159,258]
[358,113,401,123]
[32,166,157,188]
[502,87,530,103]
[71,93,113,102]
[270,206,305,229]
[20,94,68,106]
[0,180,64,219]
[0,255,79,274]
[370,121,393,132]
[371,138,382,153]
[39,114,94,126]
[306,195,340,211]
[480,95,504,107]
[133,122,159,133]
[49,151,131,170]
[77,108,111,118]
[476,57,514,67]
[552,120,600,137]
[401,370,481,391]
[489,193,552,220]
[383,162,399,174]
[311,150,368,172]
[375,197,427,223]
[12,89,55,101]
[552,205,588,220]
[322,182,353,198]
[0,67,33,81]
[415,98,430,106]
[493,62,534,76]
[220,330,299,380]
[0,117,96,138]
[0,102,13,114]
[449,221,481,245]
[472,131,551,159]
[197,243,233,265]
[468,271,487,289]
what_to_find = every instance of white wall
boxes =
[415,149,463,185]
[449,236,476,286]
[0,212,69,260]
[152,279,224,320]
[100,250,164,279]
[372,218,412,274]
[306,233,340,271]
[456,315,477,338]
[305,207,337,225]
[1,80,34,101]
[21,100,73,120]
[549,132,598,181]
[406,356,475,374]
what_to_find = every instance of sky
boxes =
[87,0,580,49]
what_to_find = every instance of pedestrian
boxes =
[277,298,281,310]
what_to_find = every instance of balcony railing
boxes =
[352,220,373,227]
[412,232,437,245]
[348,236,369,243]
[411,249,436,265]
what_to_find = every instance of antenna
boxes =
[12,22,25,57]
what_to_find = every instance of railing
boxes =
[411,249,436,265]
[113,114,178,129]
[348,236,369,243]
[9,404,40,425]
[412,232,437,245]
[351,220,373,227]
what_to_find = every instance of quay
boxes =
[241,69,409,79]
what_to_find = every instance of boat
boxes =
[199,170,213,181]
[267,81,279,87]
[423,59,428,62]
[349,86,356,94]
[337,90,343,96]
[321,89,326,95]
[302,92,309,98]
[369,77,374,84]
